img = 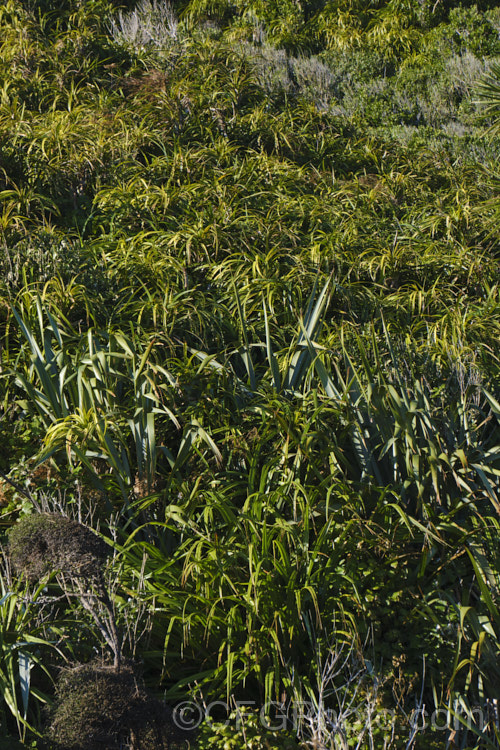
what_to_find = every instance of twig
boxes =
[0,467,40,510]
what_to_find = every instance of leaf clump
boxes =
[46,663,184,750]
[8,512,109,582]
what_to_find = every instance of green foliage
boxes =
[0,574,61,742]
[7,298,221,505]
[194,706,300,749]
[476,60,500,134]
[427,5,500,57]
[0,0,500,746]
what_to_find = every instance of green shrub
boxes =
[426,5,500,57]
[194,706,300,750]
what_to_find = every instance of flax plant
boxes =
[0,572,61,742]
[7,297,224,505]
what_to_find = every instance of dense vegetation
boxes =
[0,0,499,747]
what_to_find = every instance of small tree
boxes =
[8,513,123,669]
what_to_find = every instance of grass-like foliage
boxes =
[0,0,499,747]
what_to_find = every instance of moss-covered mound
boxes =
[8,512,109,581]
[45,663,186,750]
